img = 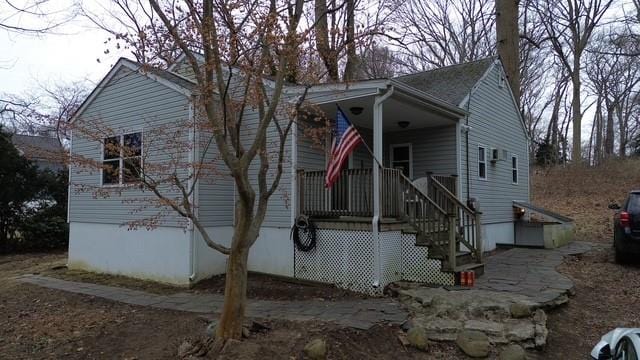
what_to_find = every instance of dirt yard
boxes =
[0,252,465,359]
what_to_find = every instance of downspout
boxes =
[371,85,394,288]
[188,98,198,282]
[465,91,473,202]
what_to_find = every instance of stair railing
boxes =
[428,175,483,263]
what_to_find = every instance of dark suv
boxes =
[610,191,640,263]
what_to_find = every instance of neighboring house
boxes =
[11,134,65,172]
[67,56,530,295]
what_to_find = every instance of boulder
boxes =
[406,327,429,351]
[304,338,327,360]
[509,303,531,318]
[499,344,526,360]
[456,330,490,358]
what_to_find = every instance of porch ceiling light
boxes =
[397,121,410,129]
[349,106,364,115]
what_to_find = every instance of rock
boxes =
[456,330,490,358]
[406,327,429,350]
[534,324,548,348]
[304,338,327,360]
[464,319,505,337]
[421,318,463,341]
[178,341,194,358]
[499,344,526,360]
[510,303,531,318]
[205,321,218,337]
[505,320,535,342]
[242,327,251,338]
[532,309,547,324]
[401,319,415,332]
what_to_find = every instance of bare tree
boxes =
[392,0,495,71]
[533,0,616,163]
[496,0,520,103]
[70,0,335,346]
[0,0,76,34]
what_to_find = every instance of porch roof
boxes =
[293,79,467,131]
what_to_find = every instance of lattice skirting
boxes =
[294,229,454,295]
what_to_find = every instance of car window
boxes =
[627,194,640,214]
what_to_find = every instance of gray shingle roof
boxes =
[11,134,65,167]
[394,57,497,106]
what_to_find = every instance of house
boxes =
[11,133,65,172]
[67,56,529,295]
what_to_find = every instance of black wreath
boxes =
[291,216,317,252]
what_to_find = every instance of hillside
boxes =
[531,158,640,243]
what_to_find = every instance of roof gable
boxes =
[70,58,196,124]
[394,57,496,107]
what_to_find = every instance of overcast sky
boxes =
[1,2,127,96]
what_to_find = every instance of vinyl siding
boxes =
[69,67,191,227]
[459,64,530,224]
[384,126,457,179]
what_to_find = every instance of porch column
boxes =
[371,86,394,288]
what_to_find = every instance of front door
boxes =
[390,143,413,179]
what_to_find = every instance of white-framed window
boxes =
[390,143,413,178]
[511,154,518,184]
[102,132,143,186]
[478,145,487,180]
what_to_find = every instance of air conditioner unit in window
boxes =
[490,148,508,162]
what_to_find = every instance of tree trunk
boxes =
[594,99,603,164]
[616,103,626,157]
[343,0,358,81]
[571,63,583,163]
[495,0,520,104]
[315,0,339,81]
[216,243,250,339]
[604,100,615,157]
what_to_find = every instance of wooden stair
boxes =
[399,174,485,281]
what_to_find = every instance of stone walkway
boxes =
[17,275,407,330]
[475,241,594,305]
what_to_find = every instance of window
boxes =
[391,144,412,178]
[511,155,518,184]
[102,132,142,185]
[478,146,487,180]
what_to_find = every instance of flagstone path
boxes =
[17,274,407,330]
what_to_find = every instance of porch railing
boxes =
[297,168,482,269]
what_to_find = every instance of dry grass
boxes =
[531,158,640,243]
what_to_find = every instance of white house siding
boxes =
[69,66,191,227]
[68,223,192,284]
[458,63,529,247]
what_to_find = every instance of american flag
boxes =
[325,107,363,188]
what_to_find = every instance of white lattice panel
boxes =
[401,233,455,285]
[294,229,379,295]
[379,231,403,287]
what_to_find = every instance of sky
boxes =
[1,1,127,96]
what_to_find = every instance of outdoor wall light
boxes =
[349,106,364,115]
[397,121,410,129]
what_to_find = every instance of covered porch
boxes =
[290,80,484,295]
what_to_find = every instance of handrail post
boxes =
[448,215,456,271]
[297,169,304,217]
[475,211,483,262]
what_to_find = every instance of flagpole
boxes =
[336,104,384,169]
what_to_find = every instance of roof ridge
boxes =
[395,56,497,79]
